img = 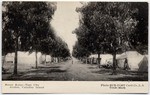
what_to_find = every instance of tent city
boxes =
[2,2,148,81]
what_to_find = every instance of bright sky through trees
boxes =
[51,2,82,53]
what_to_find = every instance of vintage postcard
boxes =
[1,1,149,93]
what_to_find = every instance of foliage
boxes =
[51,36,70,58]
[130,2,148,54]
[76,2,139,54]
[72,41,90,59]
[2,2,57,73]
[75,2,144,72]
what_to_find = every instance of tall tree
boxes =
[76,3,110,67]
[130,2,148,54]
[76,2,139,73]
[51,36,70,60]
[72,41,90,60]
[2,2,56,74]
[3,2,30,74]
[94,3,138,73]
[24,2,56,68]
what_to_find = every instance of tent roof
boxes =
[117,51,142,60]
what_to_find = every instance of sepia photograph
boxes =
[2,1,148,82]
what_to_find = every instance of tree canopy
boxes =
[73,2,148,72]
[2,2,70,74]
[72,41,90,59]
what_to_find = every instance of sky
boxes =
[51,2,82,53]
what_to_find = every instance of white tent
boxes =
[138,55,148,72]
[116,51,146,71]
[4,51,42,65]
[39,55,52,64]
[89,54,116,65]
[3,51,42,72]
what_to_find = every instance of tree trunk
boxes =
[90,58,91,64]
[54,57,56,63]
[92,57,94,64]
[57,57,59,63]
[50,55,51,63]
[35,50,38,69]
[112,52,117,75]
[14,36,18,75]
[45,54,46,65]
[2,55,6,68]
[85,58,88,64]
[51,57,53,64]
[98,53,101,68]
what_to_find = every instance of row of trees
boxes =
[72,2,148,73]
[2,2,70,75]
[72,41,90,59]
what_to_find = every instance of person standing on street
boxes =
[124,58,130,70]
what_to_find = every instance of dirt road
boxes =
[16,58,101,81]
[61,58,100,81]
[2,58,148,81]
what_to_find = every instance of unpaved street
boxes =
[2,58,148,81]
[9,58,101,81]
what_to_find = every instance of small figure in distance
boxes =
[124,58,130,70]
